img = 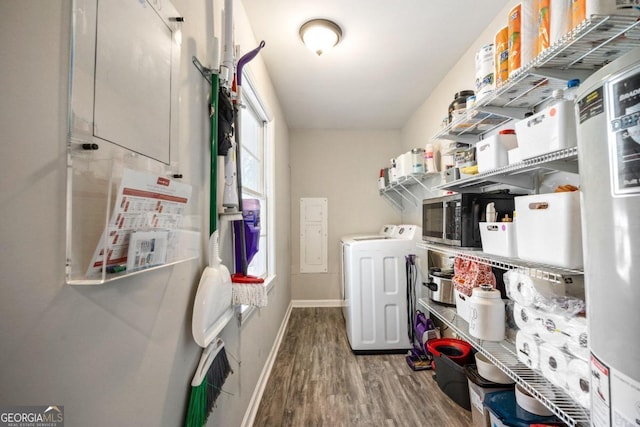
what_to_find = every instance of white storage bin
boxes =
[514,99,577,160]
[479,222,517,258]
[477,130,518,173]
[514,191,583,269]
[508,147,522,164]
[455,288,471,322]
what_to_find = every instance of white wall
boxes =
[289,130,402,301]
[400,0,519,225]
[0,1,290,426]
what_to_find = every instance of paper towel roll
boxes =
[536,312,569,347]
[538,0,551,54]
[566,316,589,361]
[567,358,591,409]
[539,343,569,388]
[516,330,540,369]
[513,302,540,332]
[550,0,571,46]
[572,0,640,31]
[508,0,538,77]
[495,26,509,87]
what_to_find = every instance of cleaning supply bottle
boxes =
[424,144,438,174]
[565,78,580,101]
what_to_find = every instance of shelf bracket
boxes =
[390,185,416,206]
[529,67,593,83]
[486,173,536,189]
[434,133,479,144]
[192,56,215,85]
[475,105,531,121]
[540,159,580,174]
[380,191,404,210]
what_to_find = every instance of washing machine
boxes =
[340,224,397,320]
[340,224,422,353]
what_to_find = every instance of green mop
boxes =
[185,71,233,427]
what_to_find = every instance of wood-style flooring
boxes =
[253,307,472,426]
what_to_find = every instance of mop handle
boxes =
[236,41,265,87]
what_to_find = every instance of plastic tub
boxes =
[427,338,473,366]
[466,365,515,427]
[433,353,472,411]
[454,288,471,322]
[484,390,562,427]
[476,130,518,173]
[475,352,514,385]
[514,191,583,269]
[479,222,517,258]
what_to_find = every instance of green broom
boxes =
[185,70,233,427]
[186,339,232,426]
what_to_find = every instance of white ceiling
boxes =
[240,0,508,130]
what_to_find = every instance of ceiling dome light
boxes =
[299,19,342,56]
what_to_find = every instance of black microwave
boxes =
[422,193,517,247]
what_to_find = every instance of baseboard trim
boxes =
[292,299,343,308]
[241,300,293,427]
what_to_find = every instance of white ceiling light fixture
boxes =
[299,19,342,56]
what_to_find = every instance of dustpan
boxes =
[192,233,234,348]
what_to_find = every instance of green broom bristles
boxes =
[185,347,233,427]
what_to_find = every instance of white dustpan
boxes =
[192,231,234,348]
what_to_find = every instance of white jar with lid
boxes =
[468,285,505,341]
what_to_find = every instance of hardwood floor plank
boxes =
[253,307,472,426]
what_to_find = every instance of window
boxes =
[238,74,273,281]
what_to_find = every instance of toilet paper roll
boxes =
[567,358,591,409]
[506,272,536,306]
[505,270,566,307]
[508,0,538,77]
[550,0,570,46]
[565,316,589,361]
[516,330,540,369]
[513,302,540,332]
[539,343,569,389]
[536,312,569,347]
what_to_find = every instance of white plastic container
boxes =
[454,288,471,322]
[515,90,577,160]
[468,285,506,342]
[479,222,518,258]
[395,152,410,178]
[477,130,518,173]
[514,191,583,269]
[507,147,522,164]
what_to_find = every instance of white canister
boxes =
[411,148,425,174]
[475,43,495,101]
[468,285,506,341]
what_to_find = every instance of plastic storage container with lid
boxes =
[466,365,515,427]
[484,389,562,427]
[449,90,475,123]
[476,129,518,173]
[468,285,506,341]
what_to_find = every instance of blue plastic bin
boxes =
[483,390,562,427]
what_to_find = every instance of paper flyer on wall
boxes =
[86,168,192,276]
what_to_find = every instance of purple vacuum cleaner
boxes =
[406,310,438,371]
